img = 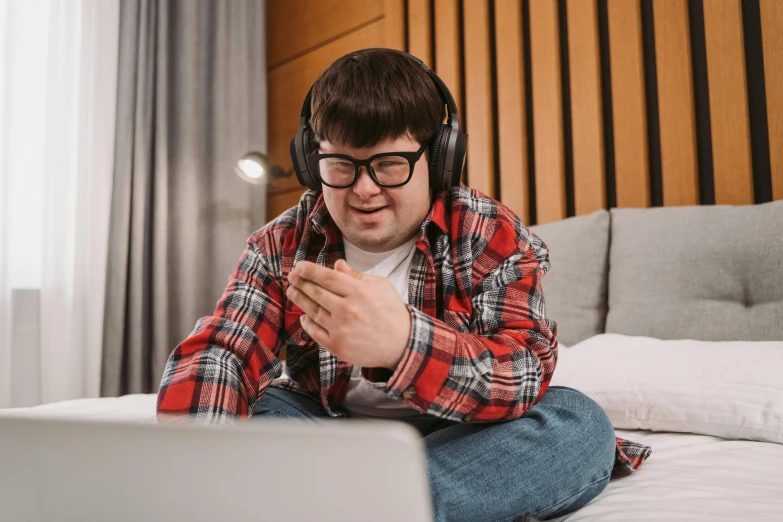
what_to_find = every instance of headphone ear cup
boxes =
[290,136,308,187]
[290,127,321,191]
[450,131,468,187]
[428,124,451,190]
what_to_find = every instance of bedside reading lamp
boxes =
[235,151,294,186]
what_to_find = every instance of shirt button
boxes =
[463,414,474,422]
[402,386,417,400]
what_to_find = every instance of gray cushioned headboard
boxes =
[605,200,783,341]
[530,210,610,346]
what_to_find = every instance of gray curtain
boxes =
[101,0,268,396]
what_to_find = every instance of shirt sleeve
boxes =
[156,237,286,424]
[384,224,558,423]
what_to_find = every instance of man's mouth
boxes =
[353,206,386,214]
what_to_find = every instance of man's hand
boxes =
[286,259,411,370]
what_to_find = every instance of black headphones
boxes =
[289,48,467,192]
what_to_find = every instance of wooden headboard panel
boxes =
[266,0,782,225]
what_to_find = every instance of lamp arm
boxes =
[271,165,296,178]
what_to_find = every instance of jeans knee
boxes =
[547,386,616,473]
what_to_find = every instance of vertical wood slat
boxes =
[384,0,406,51]
[703,0,753,205]
[607,0,649,208]
[567,0,606,215]
[462,0,495,198]
[434,0,462,115]
[529,0,566,224]
[267,0,385,68]
[652,0,699,206]
[494,0,528,222]
[760,0,783,201]
[408,0,433,66]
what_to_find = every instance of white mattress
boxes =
[3,395,783,520]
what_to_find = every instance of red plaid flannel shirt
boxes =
[157,185,651,473]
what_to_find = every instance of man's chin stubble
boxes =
[347,226,398,251]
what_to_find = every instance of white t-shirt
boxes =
[341,236,439,430]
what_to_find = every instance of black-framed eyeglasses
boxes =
[306,141,429,188]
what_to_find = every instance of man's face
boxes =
[319,136,432,253]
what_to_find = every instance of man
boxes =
[157,48,651,521]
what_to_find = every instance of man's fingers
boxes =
[287,284,333,326]
[292,261,356,296]
[300,315,330,346]
[334,259,363,280]
[288,278,341,314]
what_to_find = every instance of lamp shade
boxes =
[235,151,272,185]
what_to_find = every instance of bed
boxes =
[533,201,783,520]
[4,333,782,521]
[2,200,782,520]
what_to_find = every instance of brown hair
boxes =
[309,49,445,150]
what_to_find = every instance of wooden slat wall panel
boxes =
[494,0,528,222]
[267,0,383,68]
[268,189,307,222]
[267,0,781,225]
[567,0,605,215]
[384,0,406,50]
[652,0,699,207]
[266,21,385,199]
[703,0,753,205]
[529,0,566,224]
[408,0,433,66]
[760,0,783,201]
[607,0,649,208]
[435,0,463,115]
[462,0,494,197]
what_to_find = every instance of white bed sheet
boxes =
[555,428,783,521]
[3,397,783,520]
[0,394,158,423]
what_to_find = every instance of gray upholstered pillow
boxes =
[530,210,610,346]
[605,200,783,341]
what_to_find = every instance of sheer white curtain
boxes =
[0,0,120,408]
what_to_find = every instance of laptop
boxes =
[0,416,433,522]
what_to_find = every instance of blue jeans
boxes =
[252,386,616,522]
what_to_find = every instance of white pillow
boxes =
[550,333,783,444]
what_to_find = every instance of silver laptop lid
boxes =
[0,416,433,522]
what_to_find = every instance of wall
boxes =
[267,0,783,225]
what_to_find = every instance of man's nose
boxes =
[352,166,381,198]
